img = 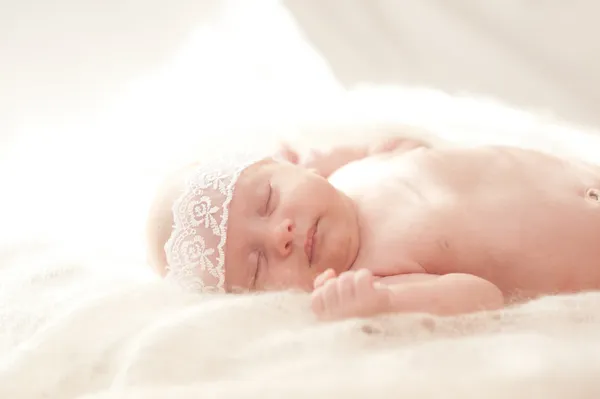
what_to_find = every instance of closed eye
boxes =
[264,182,273,215]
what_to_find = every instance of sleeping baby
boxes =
[146,133,600,320]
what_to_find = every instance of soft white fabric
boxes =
[3,241,600,399]
[3,1,600,398]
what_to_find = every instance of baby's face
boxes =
[224,159,360,292]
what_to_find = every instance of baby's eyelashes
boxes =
[265,183,280,216]
[263,183,273,215]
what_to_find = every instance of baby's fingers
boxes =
[322,279,340,313]
[310,278,339,319]
[275,142,299,164]
[310,290,325,316]
[354,269,376,296]
[313,268,336,289]
[369,137,430,157]
[337,271,356,303]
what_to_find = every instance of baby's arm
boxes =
[311,270,504,320]
[278,136,430,178]
[378,273,504,316]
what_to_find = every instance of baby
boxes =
[146,134,600,321]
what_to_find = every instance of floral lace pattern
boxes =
[164,152,263,293]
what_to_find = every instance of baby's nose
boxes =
[271,218,295,257]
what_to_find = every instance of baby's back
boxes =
[330,146,600,300]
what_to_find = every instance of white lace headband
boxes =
[164,151,265,293]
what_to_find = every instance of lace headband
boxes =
[164,151,265,293]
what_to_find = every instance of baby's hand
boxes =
[274,142,301,165]
[274,143,357,177]
[275,137,431,178]
[368,136,430,155]
[311,269,392,321]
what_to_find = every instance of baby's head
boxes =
[146,152,360,294]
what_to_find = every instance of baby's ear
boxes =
[274,142,300,164]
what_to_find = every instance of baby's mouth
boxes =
[304,219,319,266]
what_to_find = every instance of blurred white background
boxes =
[0,0,340,261]
[1,0,600,262]
[286,0,600,128]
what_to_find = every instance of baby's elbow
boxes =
[479,283,505,312]
[456,274,504,312]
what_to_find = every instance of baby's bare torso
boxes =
[329,146,600,300]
